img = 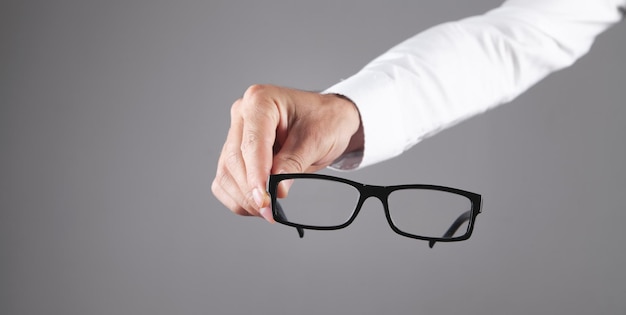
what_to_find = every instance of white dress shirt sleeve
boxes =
[325,0,625,170]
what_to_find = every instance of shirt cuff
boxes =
[324,70,411,170]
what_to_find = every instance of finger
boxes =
[215,160,259,215]
[216,156,274,222]
[239,85,281,204]
[213,176,273,222]
[213,99,261,217]
[211,175,253,217]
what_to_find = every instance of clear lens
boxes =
[276,177,360,227]
[387,188,472,239]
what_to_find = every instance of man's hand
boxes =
[212,84,363,222]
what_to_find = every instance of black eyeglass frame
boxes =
[269,173,483,247]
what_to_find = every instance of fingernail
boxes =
[252,188,265,208]
[260,207,275,223]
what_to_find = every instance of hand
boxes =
[212,84,363,222]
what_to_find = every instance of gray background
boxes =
[2,1,625,314]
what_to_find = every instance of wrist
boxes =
[324,93,364,169]
[329,93,363,151]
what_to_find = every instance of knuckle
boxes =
[223,150,242,168]
[210,178,220,197]
[211,169,229,196]
[278,153,306,173]
[240,85,277,119]
[240,130,263,154]
[230,98,243,117]
[243,84,272,100]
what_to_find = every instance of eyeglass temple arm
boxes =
[428,210,471,248]
[274,201,304,238]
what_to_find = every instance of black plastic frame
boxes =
[269,173,483,248]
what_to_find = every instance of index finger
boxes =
[239,85,281,203]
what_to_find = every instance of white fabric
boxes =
[325,0,625,170]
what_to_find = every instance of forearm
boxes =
[327,0,625,169]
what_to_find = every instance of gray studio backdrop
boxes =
[2,1,625,314]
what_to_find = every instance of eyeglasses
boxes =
[269,173,483,248]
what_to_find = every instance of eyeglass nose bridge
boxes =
[353,184,393,224]
[358,184,390,203]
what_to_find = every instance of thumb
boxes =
[271,132,324,198]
